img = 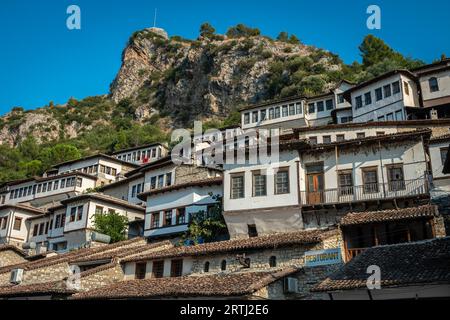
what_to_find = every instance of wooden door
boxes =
[307,173,324,204]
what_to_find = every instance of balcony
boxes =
[300,178,429,207]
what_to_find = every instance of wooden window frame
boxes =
[230,173,245,199]
[170,259,183,277]
[275,168,290,195]
[13,217,22,231]
[152,260,164,278]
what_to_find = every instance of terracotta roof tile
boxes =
[312,237,450,292]
[0,244,26,256]
[0,280,76,297]
[73,268,297,299]
[123,228,338,263]
[340,205,438,227]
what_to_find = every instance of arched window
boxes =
[269,256,277,267]
[204,261,210,273]
[221,259,227,271]
[429,77,440,92]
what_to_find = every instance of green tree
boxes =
[277,31,289,42]
[200,22,216,39]
[359,34,405,68]
[183,194,228,244]
[288,34,301,45]
[226,24,260,38]
[92,210,129,243]
[38,144,81,169]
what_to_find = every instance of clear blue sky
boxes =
[1,0,449,114]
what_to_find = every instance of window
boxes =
[326,99,334,110]
[204,262,210,273]
[403,81,410,95]
[221,260,227,271]
[386,113,394,121]
[55,215,61,229]
[296,103,302,114]
[269,256,277,268]
[384,84,392,98]
[378,116,385,121]
[317,101,324,112]
[135,262,147,280]
[70,207,76,222]
[157,175,164,188]
[395,110,403,121]
[322,135,331,144]
[48,182,53,190]
[244,113,250,124]
[177,208,186,225]
[54,181,59,190]
[0,217,7,229]
[355,96,363,109]
[364,92,372,105]
[60,179,65,189]
[95,206,103,215]
[356,132,365,139]
[338,94,345,104]
[32,224,38,236]
[336,134,345,142]
[38,223,44,235]
[282,105,288,117]
[131,185,137,198]
[252,111,259,123]
[387,165,405,191]
[274,107,280,118]
[429,77,439,92]
[164,210,172,226]
[13,217,22,231]
[309,136,318,144]
[260,110,266,120]
[61,214,66,227]
[45,222,49,234]
[152,261,164,278]
[170,259,183,277]
[166,173,172,186]
[37,184,42,193]
[338,171,353,196]
[362,168,379,193]
[375,88,383,101]
[289,104,295,115]
[248,224,258,238]
[275,170,289,194]
[150,177,157,189]
[308,103,315,114]
[77,206,83,221]
[70,177,76,187]
[269,108,274,119]
[151,213,160,228]
[252,173,267,197]
[440,148,449,165]
[392,81,400,94]
[231,175,245,199]
[42,183,47,193]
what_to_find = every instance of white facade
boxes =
[223,149,303,239]
[2,173,97,207]
[349,72,420,123]
[429,139,450,189]
[112,144,169,165]
[0,206,43,246]
[418,68,450,109]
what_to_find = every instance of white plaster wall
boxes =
[420,69,450,102]
[223,150,300,212]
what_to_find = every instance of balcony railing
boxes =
[300,178,429,206]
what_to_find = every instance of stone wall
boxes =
[21,263,71,285]
[0,250,27,268]
[79,264,124,292]
[175,165,217,185]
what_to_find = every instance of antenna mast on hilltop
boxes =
[153,8,157,28]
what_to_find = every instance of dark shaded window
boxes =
[221,260,227,271]
[152,260,164,278]
[269,256,277,267]
[248,224,258,238]
[135,262,147,280]
[204,261,210,273]
[429,77,439,92]
[170,259,183,277]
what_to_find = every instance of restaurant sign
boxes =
[304,248,342,267]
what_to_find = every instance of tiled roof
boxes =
[123,228,338,263]
[430,133,450,143]
[71,240,172,264]
[51,153,140,169]
[313,237,450,292]
[0,204,45,215]
[0,281,76,297]
[73,268,297,299]
[137,177,223,200]
[60,193,145,212]
[340,205,438,227]
[0,237,146,274]
[110,142,168,155]
[0,245,25,256]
